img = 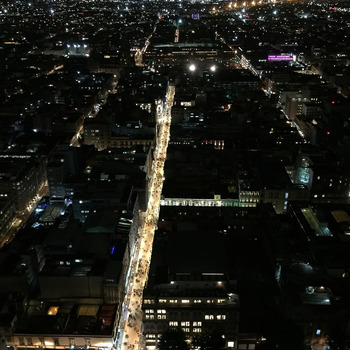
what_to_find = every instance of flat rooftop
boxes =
[15,302,117,335]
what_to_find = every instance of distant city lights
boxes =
[268,55,293,61]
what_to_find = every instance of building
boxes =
[0,199,16,238]
[0,155,47,212]
[142,224,239,349]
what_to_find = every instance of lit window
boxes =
[205,315,214,320]
[228,341,234,348]
[217,315,226,320]
[193,328,202,333]
[193,322,202,326]
[316,329,321,335]
[159,299,167,303]
[169,322,178,327]
[181,322,190,327]
[181,300,190,303]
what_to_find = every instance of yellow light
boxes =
[47,306,59,316]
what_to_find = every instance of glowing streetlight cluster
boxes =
[188,64,217,72]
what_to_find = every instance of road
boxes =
[70,77,119,147]
[135,20,159,67]
[116,84,175,350]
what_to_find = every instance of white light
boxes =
[189,64,196,72]
[210,65,216,72]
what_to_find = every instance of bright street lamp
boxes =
[210,65,216,72]
[189,64,196,72]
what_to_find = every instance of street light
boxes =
[189,64,196,72]
[210,65,216,72]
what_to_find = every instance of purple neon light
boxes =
[268,55,293,61]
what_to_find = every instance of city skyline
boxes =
[0,1,350,350]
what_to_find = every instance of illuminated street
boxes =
[135,20,159,67]
[117,84,175,350]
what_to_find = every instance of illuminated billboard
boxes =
[268,55,293,61]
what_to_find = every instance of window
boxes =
[145,309,154,313]
[182,328,190,333]
[193,322,202,326]
[217,315,226,320]
[194,299,201,303]
[181,299,190,303]
[228,341,235,348]
[169,321,178,326]
[158,315,166,320]
[146,314,155,320]
[205,315,214,320]
[193,328,202,333]
[181,322,190,326]
[157,309,166,314]
[159,299,167,303]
